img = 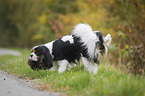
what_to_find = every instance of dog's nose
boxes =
[30,54,33,57]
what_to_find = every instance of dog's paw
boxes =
[58,69,65,74]
[50,67,57,71]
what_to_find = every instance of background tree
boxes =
[0,0,44,47]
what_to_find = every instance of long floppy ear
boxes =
[104,34,112,47]
[42,46,53,69]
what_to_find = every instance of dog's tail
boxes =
[72,23,97,59]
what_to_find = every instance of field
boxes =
[0,48,145,96]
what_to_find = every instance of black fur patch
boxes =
[73,35,89,59]
[95,32,104,43]
[95,32,105,55]
[52,35,83,63]
[28,60,39,70]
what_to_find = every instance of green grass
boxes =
[0,48,145,96]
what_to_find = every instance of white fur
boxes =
[58,60,68,73]
[104,34,112,55]
[94,31,100,33]
[44,41,54,58]
[50,61,58,71]
[81,57,98,74]
[68,63,77,70]
[104,45,108,56]
[81,57,90,70]
[50,61,76,72]
[32,45,39,50]
[29,52,38,61]
[73,23,98,59]
[61,35,74,44]
[104,34,112,47]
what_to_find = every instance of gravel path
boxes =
[0,71,61,96]
[0,48,21,56]
[0,48,62,96]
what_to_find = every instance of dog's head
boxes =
[28,45,53,70]
[94,31,112,56]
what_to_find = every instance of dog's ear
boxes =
[96,41,105,55]
[104,34,112,47]
[40,46,53,69]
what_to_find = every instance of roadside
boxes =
[0,70,61,96]
[0,48,21,56]
[0,48,62,96]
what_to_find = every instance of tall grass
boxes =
[0,48,145,96]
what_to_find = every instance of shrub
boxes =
[126,44,145,75]
[107,0,145,75]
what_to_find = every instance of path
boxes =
[0,48,62,96]
[0,71,61,96]
[0,48,21,56]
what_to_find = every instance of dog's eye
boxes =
[35,51,39,56]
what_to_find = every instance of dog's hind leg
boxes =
[81,57,98,74]
[91,63,98,74]
[87,62,98,74]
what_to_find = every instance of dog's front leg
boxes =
[81,57,90,71]
[58,60,68,73]
[68,63,77,70]
[50,62,58,71]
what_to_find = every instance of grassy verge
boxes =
[0,48,145,96]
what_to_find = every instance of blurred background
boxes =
[0,0,144,75]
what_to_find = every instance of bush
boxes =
[106,0,145,75]
[127,44,145,75]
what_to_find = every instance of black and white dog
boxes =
[28,23,111,74]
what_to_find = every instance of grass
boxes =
[0,48,145,96]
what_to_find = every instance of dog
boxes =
[28,23,112,74]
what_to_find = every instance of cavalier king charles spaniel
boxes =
[28,23,112,74]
